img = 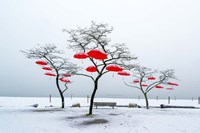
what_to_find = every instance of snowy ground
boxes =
[0,97,200,133]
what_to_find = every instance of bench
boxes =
[94,102,117,109]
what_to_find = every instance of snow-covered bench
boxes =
[94,102,116,109]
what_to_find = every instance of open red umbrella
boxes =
[73,53,88,59]
[141,84,148,87]
[35,61,47,65]
[106,65,123,72]
[44,72,56,76]
[167,82,179,86]
[118,71,130,76]
[86,66,97,72]
[166,88,174,90]
[60,78,71,83]
[87,49,107,60]
[155,85,164,89]
[63,74,71,77]
[148,76,156,80]
[59,77,64,80]
[133,80,140,83]
[42,67,52,71]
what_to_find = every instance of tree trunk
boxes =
[60,93,65,108]
[55,73,65,108]
[144,93,149,109]
[89,79,99,115]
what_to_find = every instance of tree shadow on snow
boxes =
[82,119,108,125]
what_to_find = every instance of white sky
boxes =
[0,0,200,99]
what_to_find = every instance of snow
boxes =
[0,97,200,133]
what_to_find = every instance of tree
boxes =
[125,66,177,109]
[22,44,79,108]
[64,22,137,115]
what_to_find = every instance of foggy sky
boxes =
[1,0,200,99]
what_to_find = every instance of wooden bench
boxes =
[94,102,117,109]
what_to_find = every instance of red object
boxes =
[155,85,164,89]
[148,76,156,80]
[87,49,107,60]
[166,88,174,90]
[44,73,56,76]
[86,66,97,72]
[60,78,71,83]
[42,67,52,71]
[73,53,88,59]
[167,82,179,86]
[118,71,130,76]
[59,77,64,80]
[141,84,148,87]
[106,65,123,72]
[35,61,47,65]
[133,80,140,83]
[63,74,71,77]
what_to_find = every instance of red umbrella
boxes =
[63,74,71,77]
[118,71,130,76]
[133,80,140,83]
[87,49,107,60]
[42,67,52,71]
[59,77,64,80]
[141,84,148,87]
[60,78,71,83]
[155,85,164,89]
[44,72,56,76]
[106,65,123,72]
[148,76,156,80]
[166,88,174,90]
[86,66,97,72]
[73,53,88,59]
[167,82,179,86]
[35,61,47,65]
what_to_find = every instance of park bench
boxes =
[94,102,117,109]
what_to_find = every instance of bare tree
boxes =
[21,44,79,108]
[125,66,177,109]
[64,22,137,115]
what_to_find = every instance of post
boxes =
[71,94,72,100]
[138,95,140,100]
[49,94,51,103]
[198,97,200,104]
[192,97,193,101]
[174,96,176,101]
[87,95,89,103]
[168,96,170,104]
[156,96,158,100]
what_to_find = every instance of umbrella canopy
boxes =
[133,80,140,83]
[44,72,56,76]
[73,52,88,59]
[148,76,156,80]
[87,49,107,60]
[59,78,71,83]
[166,88,174,90]
[167,82,179,86]
[155,85,164,89]
[42,67,52,71]
[141,84,148,87]
[86,66,97,72]
[63,74,71,77]
[35,61,47,65]
[59,77,64,80]
[106,65,123,72]
[118,71,130,76]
